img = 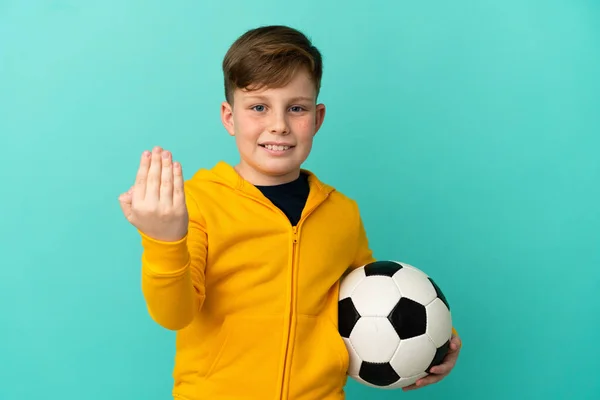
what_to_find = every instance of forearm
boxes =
[139,232,205,330]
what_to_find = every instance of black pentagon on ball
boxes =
[359,361,400,386]
[364,260,403,277]
[387,297,427,339]
[426,340,450,373]
[338,297,360,338]
[428,277,450,311]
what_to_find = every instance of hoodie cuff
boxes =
[139,230,190,274]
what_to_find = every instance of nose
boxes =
[269,111,289,135]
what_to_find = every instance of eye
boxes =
[289,106,305,112]
[251,105,266,112]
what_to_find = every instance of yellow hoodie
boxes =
[138,161,375,400]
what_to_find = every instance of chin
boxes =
[258,162,302,177]
[262,167,299,177]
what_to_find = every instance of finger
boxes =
[403,373,444,391]
[133,151,151,202]
[429,345,458,375]
[402,381,430,391]
[402,375,439,391]
[429,359,455,375]
[119,186,134,201]
[451,336,462,350]
[146,146,163,202]
[416,374,443,387]
[118,191,132,205]
[118,186,134,217]
[173,160,185,207]
[159,150,173,206]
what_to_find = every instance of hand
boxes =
[402,333,462,391]
[119,146,189,242]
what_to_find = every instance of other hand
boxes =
[402,333,462,391]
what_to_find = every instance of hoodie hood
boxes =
[189,160,336,200]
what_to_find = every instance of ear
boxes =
[313,103,326,136]
[220,101,235,136]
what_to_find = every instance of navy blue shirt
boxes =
[255,172,310,226]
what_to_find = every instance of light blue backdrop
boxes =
[1,1,598,399]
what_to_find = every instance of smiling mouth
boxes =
[260,144,294,151]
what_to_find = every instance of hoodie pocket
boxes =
[203,317,232,378]
[201,315,285,396]
[287,315,349,399]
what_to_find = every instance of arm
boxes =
[348,200,462,384]
[118,146,207,332]
[139,188,207,331]
[349,201,376,271]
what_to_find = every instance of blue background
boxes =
[1,0,599,399]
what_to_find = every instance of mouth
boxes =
[259,144,294,152]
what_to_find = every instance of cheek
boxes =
[298,120,310,130]
[235,116,262,140]
[294,117,315,139]
[232,114,257,156]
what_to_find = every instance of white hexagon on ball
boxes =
[339,267,365,300]
[351,275,401,317]
[389,335,437,378]
[426,298,453,347]
[392,266,438,306]
[349,316,399,363]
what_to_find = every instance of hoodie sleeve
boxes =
[138,188,207,331]
[349,201,376,271]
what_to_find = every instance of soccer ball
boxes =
[338,260,452,389]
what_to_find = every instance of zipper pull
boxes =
[292,226,298,244]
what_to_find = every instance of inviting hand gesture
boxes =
[119,146,189,242]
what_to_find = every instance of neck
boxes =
[233,164,301,186]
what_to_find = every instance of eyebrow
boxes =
[243,95,314,103]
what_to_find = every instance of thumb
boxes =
[118,186,133,217]
[450,336,462,351]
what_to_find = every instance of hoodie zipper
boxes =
[234,188,329,400]
[278,200,324,400]
[279,224,299,400]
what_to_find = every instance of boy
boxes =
[118,25,461,400]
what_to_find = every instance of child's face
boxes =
[221,69,325,186]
